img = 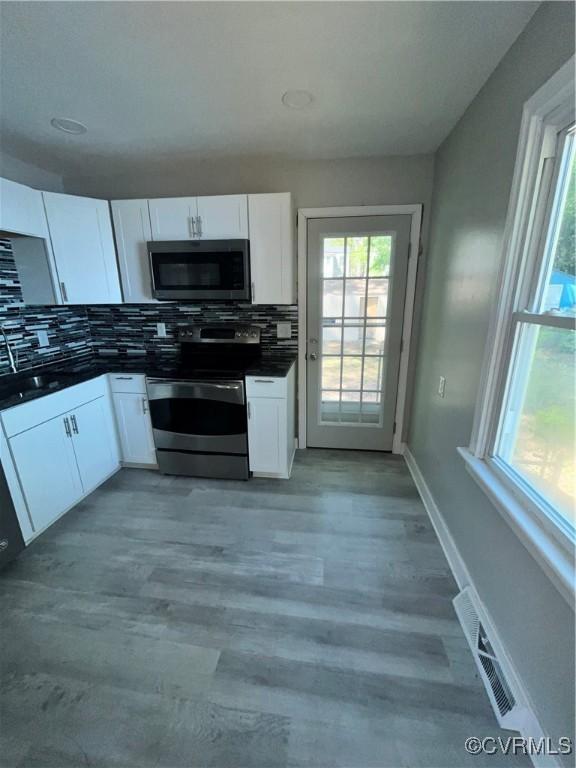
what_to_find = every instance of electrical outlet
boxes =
[438,376,446,398]
[277,322,292,339]
[36,330,49,348]
[156,323,167,338]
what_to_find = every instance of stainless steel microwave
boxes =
[148,240,251,301]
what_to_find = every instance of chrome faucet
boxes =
[0,326,17,374]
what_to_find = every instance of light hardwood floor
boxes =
[0,449,528,767]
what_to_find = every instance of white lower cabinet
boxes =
[112,392,157,466]
[1,377,121,540]
[8,415,83,534]
[71,397,121,492]
[246,364,295,479]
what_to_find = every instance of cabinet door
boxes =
[9,415,82,534]
[111,200,155,303]
[0,178,49,238]
[112,392,157,465]
[196,195,248,239]
[42,192,122,304]
[70,396,120,494]
[247,397,284,474]
[148,197,197,240]
[248,193,294,304]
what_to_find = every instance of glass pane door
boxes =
[320,234,393,425]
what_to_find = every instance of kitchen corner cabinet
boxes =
[248,193,295,305]
[109,374,157,467]
[0,177,49,238]
[148,195,248,241]
[42,191,122,304]
[1,377,120,540]
[111,199,156,303]
[246,364,296,479]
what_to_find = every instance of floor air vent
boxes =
[453,587,522,730]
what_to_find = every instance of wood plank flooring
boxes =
[0,449,528,767]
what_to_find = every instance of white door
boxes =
[112,392,157,465]
[148,197,197,240]
[248,193,294,305]
[196,195,248,239]
[9,415,82,533]
[306,215,411,451]
[70,397,120,493]
[42,192,122,304]
[111,199,155,303]
[247,397,283,474]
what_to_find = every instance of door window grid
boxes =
[319,234,394,425]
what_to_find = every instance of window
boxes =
[460,58,575,605]
[495,128,575,534]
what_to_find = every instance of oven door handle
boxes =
[146,379,245,405]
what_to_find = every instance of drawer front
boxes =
[108,373,147,394]
[246,376,287,399]
[1,376,108,438]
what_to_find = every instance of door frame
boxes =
[297,204,423,454]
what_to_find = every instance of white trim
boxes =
[297,204,423,452]
[458,448,575,609]
[404,447,472,589]
[404,448,564,768]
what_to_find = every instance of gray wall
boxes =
[408,1,574,749]
[0,150,64,192]
[62,154,434,212]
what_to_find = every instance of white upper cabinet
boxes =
[196,195,248,239]
[248,193,295,305]
[111,199,155,303]
[148,195,248,241]
[148,197,197,240]
[0,177,49,238]
[42,192,122,304]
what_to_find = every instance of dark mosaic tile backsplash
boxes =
[0,238,298,377]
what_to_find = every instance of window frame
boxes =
[459,56,575,608]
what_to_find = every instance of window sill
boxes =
[457,447,575,609]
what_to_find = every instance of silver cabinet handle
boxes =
[70,414,79,434]
[60,282,68,302]
[189,216,196,238]
[196,216,202,238]
[254,379,274,383]
[0,539,8,552]
[251,282,256,302]
[142,397,148,415]
[63,417,71,437]
[247,401,251,419]
[114,376,134,380]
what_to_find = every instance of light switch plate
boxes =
[36,330,49,348]
[277,322,292,339]
[156,323,167,338]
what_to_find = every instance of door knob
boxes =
[309,352,318,360]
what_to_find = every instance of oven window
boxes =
[150,397,246,436]
[151,250,246,290]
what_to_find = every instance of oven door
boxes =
[146,379,247,455]
[148,240,250,301]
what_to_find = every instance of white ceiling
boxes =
[0,1,538,177]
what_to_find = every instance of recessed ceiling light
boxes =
[50,117,88,135]
[281,90,314,110]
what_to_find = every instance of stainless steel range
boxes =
[146,325,261,480]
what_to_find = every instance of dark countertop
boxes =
[0,354,297,412]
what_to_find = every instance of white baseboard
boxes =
[403,447,472,589]
[403,447,560,768]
